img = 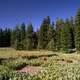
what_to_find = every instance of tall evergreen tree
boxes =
[5,28,11,47]
[20,23,26,41]
[46,16,51,43]
[15,25,21,50]
[32,32,38,49]
[0,9,80,52]
[47,22,56,51]
[75,9,80,51]
[0,28,11,47]
[47,23,53,42]
[26,23,34,50]
[61,19,72,52]
[56,18,64,51]
[69,17,75,49]
[11,29,16,48]
[38,16,50,49]
[19,23,26,50]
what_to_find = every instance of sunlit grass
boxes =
[0,48,54,58]
[0,48,80,62]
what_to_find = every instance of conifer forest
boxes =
[0,7,80,80]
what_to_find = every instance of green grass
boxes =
[0,48,80,80]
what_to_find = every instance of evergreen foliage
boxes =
[0,28,11,47]
[0,9,80,52]
[69,17,75,49]
[56,18,64,51]
[11,29,16,48]
[38,16,50,49]
[20,23,26,41]
[61,19,72,52]
[26,23,34,50]
[15,25,21,50]
[0,28,3,47]
[47,22,56,51]
[75,9,80,51]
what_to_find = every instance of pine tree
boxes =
[38,16,50,49]
[15,25,21,50]
[69,17,75,49]
[19,23,26,50]
[20,23,26,41]
[7,28,11,46]
[2,29,6,47]
[46,16,51,43]
[47,23,53,42]
[32,32,38,49]
[56,18,64,51]
[61,19,72,52]
[6,28,11,47]
[1,28,11,47]
[26,23,34,50]
[11,29,16,48]
[47,22,56,51]
[75,9,80,51]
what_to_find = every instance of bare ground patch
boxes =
[17,66,42,75]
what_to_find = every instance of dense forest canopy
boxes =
[0,9,80,52]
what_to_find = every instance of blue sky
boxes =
[0,0,80,30]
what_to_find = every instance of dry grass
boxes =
[0,48,80,62]
[0,48,54,58]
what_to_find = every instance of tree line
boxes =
[0,28,11,47]
[0,9,80,52]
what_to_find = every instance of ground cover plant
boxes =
[0,48,80,80]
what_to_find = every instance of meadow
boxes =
[0,48,80,80]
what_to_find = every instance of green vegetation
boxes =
[0,9,80,80]
[0,48,80,80]
[75,9,80,51]
[0,9,80,52]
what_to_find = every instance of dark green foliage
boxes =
[75,9,80,51]
[15,25,22,50]
[0,28,3,47]
[1,9,80,53]
[0,28,11,47]
[69,17,75,49]
[56,18,64,51]
[26,23,34,50]
[47,22,56,51]
[0,16,76,52]
[4,28,11,47]
[11,29,16,48]
[38,16,50,49]
[61,19,72,52]
[32,32,38,49]
[18,23,26,50]
[20,23,26,40]
[47,22,54,42]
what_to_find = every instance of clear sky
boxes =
[0,0,80,30]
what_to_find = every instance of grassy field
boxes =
[0,48,80,61]
[0,48,55,58]
[0,48,80,80]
